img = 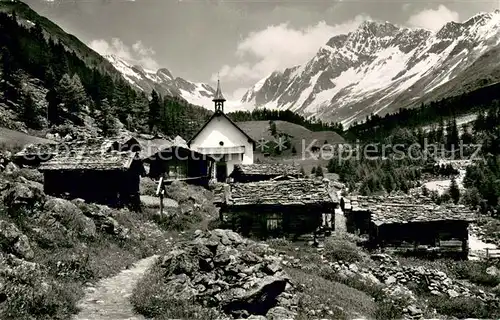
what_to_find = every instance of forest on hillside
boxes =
[0,10,211,139]
[347,82,500,142]
[328,100,500,215]
[228,109,344,134]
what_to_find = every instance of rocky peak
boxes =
[436,21,463,39]
[157,68,173,80]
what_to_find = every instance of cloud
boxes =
[212,15,371,85]
[89,38,159,70]
[407,5,459,31]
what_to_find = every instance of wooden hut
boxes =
[144,141,215,186]
[230,163,303,183]
[220,179,339,240]
[39,147,145,209]
[343,195,476,259]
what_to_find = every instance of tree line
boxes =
[228,109,344,134]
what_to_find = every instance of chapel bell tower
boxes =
[213,78,226,113]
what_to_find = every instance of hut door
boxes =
[216,163,227,182]
[266,213,282,237]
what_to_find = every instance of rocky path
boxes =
[73,255,159,320]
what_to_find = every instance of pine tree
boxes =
[449,176,460,204]
[311,167,316,175]
[56,73,87,114]
[300,166,306,177]
[315,165,324,177]
[98,99,118,137]
[22,93,41,129]
[269,120,277,136]
[148,90,161,132]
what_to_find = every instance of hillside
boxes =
[0,1,212,140]
[236,120,345,156]
[242,11,500,126]
[0,127,54,151]
[0,0,123,80]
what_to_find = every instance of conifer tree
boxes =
[22,93,41,129]
[98,99,118,137]
[449,176,460,204]
[148,90,161,132]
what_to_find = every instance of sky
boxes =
[26,0,499,101]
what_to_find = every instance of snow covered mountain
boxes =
[104,54,216,109]
[242,11,500,126]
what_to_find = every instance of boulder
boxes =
[266,306,296,320]
[486,266,500,277]
[154,229,296,318]
[43,198,97,239]
[4,162,19,175]
[0,220,34,259]
[221,275,289,316]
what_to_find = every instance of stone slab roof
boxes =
[226,178,339,206]
[232,163,302,177]
[345,195,476,226]
[39,150,139,171]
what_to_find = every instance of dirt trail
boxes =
[73,255,159,320]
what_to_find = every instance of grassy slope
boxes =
[237,120,345,149]
[236,120,342,174]
[0,127,55,151]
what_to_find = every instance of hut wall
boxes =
[221,204,329,240]
[147,149,210,181]
[370,220,470,258]
[344,210,371,235]
[43,169,140,208]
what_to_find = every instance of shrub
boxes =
[451,262,500,287]
[139,178,158,196]
[428,296,499,319]
[323,234,366,263]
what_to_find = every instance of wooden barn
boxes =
[39,146,145,209]
[230,163,303,183]
[342,195,476,259]
[143,141,215,186]
[220,179,339,240]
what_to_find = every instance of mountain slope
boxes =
[0,1,212,140]
[104,54,216,109]
[0,0,126,80]
[242,11,500,126]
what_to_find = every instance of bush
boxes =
[451,261,500,287]
[323,234,366,263]
[428,296,499,319]
[139,178,157,196]
[0,260,81,319]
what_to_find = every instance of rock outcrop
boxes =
[0,220,34,260]
[154,229,297,319]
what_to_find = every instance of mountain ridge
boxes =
[103,54,217,110]
[241,11,500,127]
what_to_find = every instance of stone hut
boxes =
[220,179,339,240]
[229,163,303,183]
[342,195,476,258]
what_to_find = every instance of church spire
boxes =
[213,74,226,113]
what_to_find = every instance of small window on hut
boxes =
[266,213,282,231]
